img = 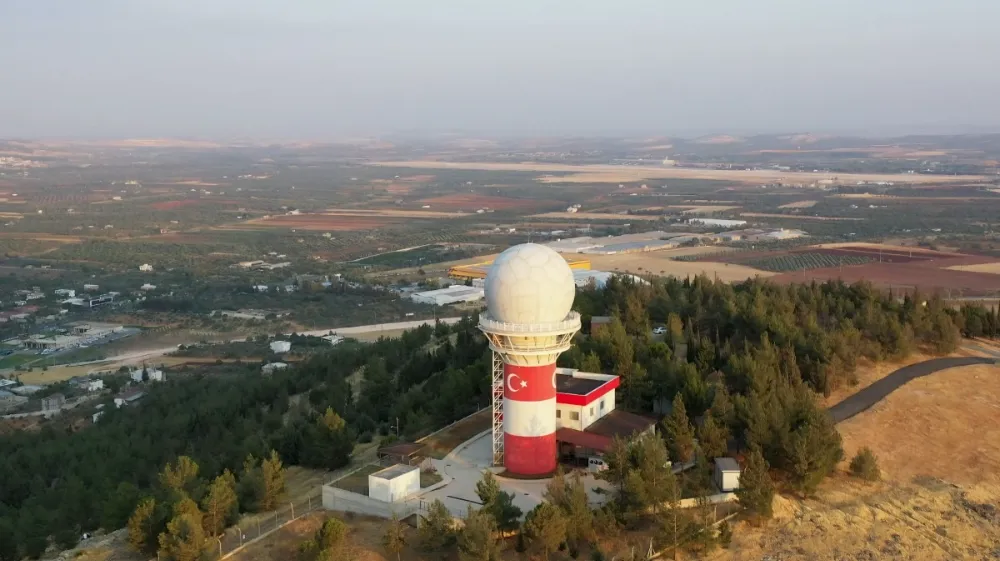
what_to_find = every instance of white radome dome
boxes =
[485,243,575,325]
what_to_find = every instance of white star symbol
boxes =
[520,380,528,388]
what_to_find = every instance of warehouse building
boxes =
[573,270,648,289]
[687,218,747,228]
[410,285,485,306]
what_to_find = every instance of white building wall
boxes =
[556,403,583,431]
[555,388,615,431]
[368,467,420,503]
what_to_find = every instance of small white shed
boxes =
[714,457,741,492]
[368,464,420,503]
[270,341,291,354]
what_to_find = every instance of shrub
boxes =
[849,447,881,482]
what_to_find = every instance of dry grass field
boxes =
[837,363,1000,486]
[580,250,774,282]
[947,262,1000,275]
[370,160,985,185]
[715,477,1000,561]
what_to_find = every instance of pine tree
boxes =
[382,513,406,561]
[597,437,632,504]
[697,413,729,461]
[417,499,455,551]
[127,497,158,555]
[580,351,603,373]
[157,510,207,561]
[474,471,500,506]
[159,456,201,499]
[475,471,521,534]
[457,507,503,561]
[523,502,567,561]
[735,447,774,522]
[656,475,688,561]
[201,470,238,536]
[786,413,843,496]
[260,450,287,511]
[662,393,695,463]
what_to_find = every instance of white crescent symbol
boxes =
[552,371,557,390]
[507,373,521,393]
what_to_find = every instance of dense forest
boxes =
[0,319,489,560]
[0,274,988,560]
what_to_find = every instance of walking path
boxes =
[828,355,996,423]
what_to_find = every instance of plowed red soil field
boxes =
[769,246,1000,295]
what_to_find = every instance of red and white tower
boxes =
[479,244,581,476]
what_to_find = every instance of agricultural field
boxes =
[415,193,557,211]
[769,245,1000,296]
[580,250,775,282]
[740,251,874,272]
[370,160,988,185]
[349,243,496,269]
[530,211,665,221]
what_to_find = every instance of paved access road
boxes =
[828,356,996,424]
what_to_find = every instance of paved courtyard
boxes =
[418,430,614,517]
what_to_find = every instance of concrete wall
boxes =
[322,485,420,519]
[675,492,736,509]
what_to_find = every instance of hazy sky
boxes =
[3,0,999,139]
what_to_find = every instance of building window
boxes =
[570,411,580,421]
[556,409,561,419]
[600,399,605,411]
[589,407,594,416]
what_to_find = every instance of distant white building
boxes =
[572,270,647,289]
[130,367,164,383]
[139,264,154,272]
[687,218,748,228]
[270,341,291,354]
[9,384,42,396]
[322,334,345,346]
[252,285,269,292]
[83,284,100,292]
[84,379,104,392]
[410,285,484,306]
[261,362,288,374]
[140,283,156,291]
[41,393,66,412]
[0,390,28,412]
[54,289,76,298]
[115,389,145,408]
